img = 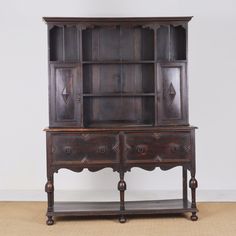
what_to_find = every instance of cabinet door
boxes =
[49,63,82,127]
[157,63,188,125]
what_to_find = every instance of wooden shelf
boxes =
[86,122,153,128]
[48,199,195,217]
[82,60,155,64]
[83,93,155,97]
[156,60,187,63]
[48,60,186,64]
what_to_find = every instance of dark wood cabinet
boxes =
[44,17,198,225]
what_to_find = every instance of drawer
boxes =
[124,132,191,164]
[51,133,119,164]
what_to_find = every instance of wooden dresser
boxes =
[43,17,198,225]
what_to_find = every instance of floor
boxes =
[0,202,236,236]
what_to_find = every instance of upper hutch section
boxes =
[44,17,191,63]
[44,17,192,128]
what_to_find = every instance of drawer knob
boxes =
[170,143,191,154]
[97,145,107,154]
[136,145,148,154]
[64,146,72,155]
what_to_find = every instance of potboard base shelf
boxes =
[47,199,197,220]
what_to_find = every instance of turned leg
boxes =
[189,175,198,221]
[118,172,126,223]
[182,166,188,203]
[46,216,54,226]
[45,175,54,225]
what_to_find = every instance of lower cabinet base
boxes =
[45,127,198,225]
[46,199,198,224]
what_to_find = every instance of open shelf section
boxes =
[82,26,154,61]
[156,25,186,61]
[83,96,155,128]
[49,25,80,61]
[83,64,154,94]
[49,199,194,217]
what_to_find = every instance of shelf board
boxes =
[86,121,154,128]
[44,126,196,132]
[82,60,155,64]
[83,93,155,97]
[43,17,193,24]
[49,199,195,217]
[49,60,81,64]
[156,59,187,63]
[48,60,187,64]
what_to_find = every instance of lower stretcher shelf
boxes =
[48,199,196,217]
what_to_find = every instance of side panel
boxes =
[49,63,82,127]
[157,63,188,125]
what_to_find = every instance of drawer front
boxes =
[124,132,191,164]
[51,133,119,164]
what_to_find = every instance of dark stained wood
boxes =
[49,63,82,127]
[157,62,188,125]
[83,97,155,127]
[82,26,154,61]
[49,26,63,61]
[50,132,120,164]
[123,132,191,165]
[44,126,197,132]
[156,25,186,61]
[43,17,193,23]
[44,16,197,225]
[83,64,154,93]
[48,199,195,217]
[82,60,155,64]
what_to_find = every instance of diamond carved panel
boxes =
[61,70,72,104]
[168,82,176,104]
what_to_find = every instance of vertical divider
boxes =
[62,26,65,61]
[182,165,188,202]
[154,25,158,126]
[118,132,126,210]
[118,131,127,223]
[79,25,84,127]
[168,25,171,61]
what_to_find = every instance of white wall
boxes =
[0,0,236,201]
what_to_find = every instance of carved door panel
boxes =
[49,63,82,127]
[157,63,188,125]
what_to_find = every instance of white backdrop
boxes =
[0,0,236,201]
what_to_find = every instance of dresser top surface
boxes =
[44,126,197,132]
[43,16,193,24]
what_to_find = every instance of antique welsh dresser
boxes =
[43,17,198,225]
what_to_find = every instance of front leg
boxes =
[189,176,198,221]
[118,172,126,223]
[46,216,54,225]
[45,175,54,225]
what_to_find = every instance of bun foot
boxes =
[191,212,198,221]
[119,215,126,223]
[46,216,54,225]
